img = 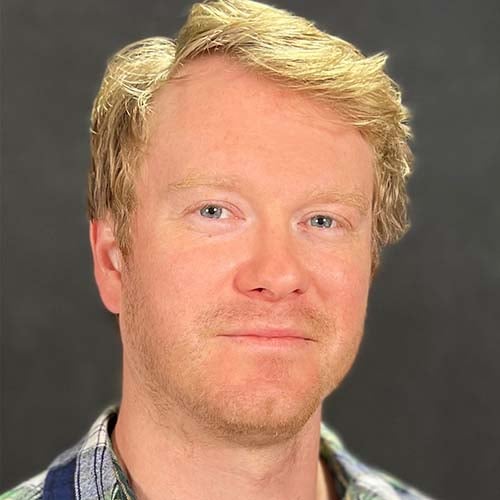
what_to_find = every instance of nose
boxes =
[233,221,311,302]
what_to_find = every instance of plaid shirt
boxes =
[1,406,433,500]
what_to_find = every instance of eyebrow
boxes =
[165,173,242,193]
[306,187,370,214]
[165,172,370,214]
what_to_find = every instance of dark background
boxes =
[1,1,499,499]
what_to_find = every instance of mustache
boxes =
[194,303,335,341]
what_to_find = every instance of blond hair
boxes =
[88,0,413,268]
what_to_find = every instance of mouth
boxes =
[217,328,315,342]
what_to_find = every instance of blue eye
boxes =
[197,206,338,229]
[199,204,226,219]
[310,215,335,229]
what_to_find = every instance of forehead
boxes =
[140,55,373,197]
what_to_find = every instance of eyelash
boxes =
[195,203,345,231]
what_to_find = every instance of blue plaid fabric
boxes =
[1,406,434,499]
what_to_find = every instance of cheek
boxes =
[132,234,236,320]
[312,254,371,392]
[314,243,371,303]
[313,249,371,344]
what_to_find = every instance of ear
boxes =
[89,218,123,314]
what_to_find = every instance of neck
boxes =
[112,371,335,500]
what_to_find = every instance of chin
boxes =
[177,375,324,447]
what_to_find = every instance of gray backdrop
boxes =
[1,1,499,499]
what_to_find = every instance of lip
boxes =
[218,329,313,341]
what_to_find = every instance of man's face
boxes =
[117,56,373,444]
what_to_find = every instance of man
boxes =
[2,0,433,499]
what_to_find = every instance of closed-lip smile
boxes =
[218,328,314,341]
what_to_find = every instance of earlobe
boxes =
[89,218,123,314]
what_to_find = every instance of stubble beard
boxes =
[120,266,363,447]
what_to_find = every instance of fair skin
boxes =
[90,55,374,500]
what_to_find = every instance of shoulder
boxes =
[346,468,435,500]
[0,471,47,500]
[320,423,435,500]
[0,406,119,500]
[0,444,79,500]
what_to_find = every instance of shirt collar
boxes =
[69,406,408,500]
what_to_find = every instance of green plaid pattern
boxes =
[1,406,433,499]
